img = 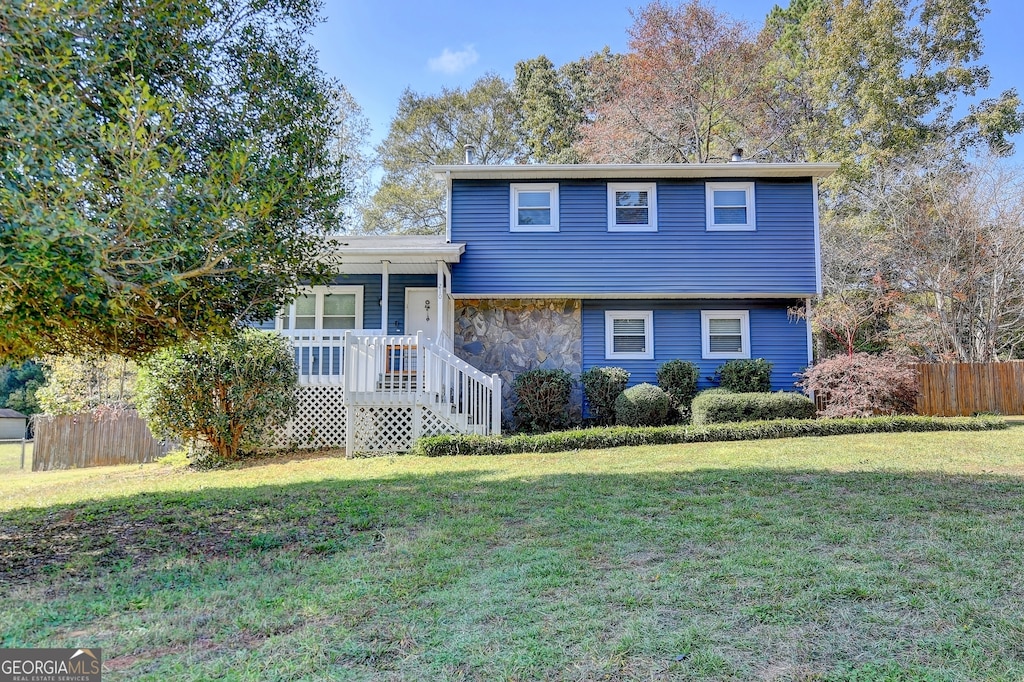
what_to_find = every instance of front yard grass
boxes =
[1,428,1023,680]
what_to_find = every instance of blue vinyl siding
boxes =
[450,178,817,295]
[581,300,809,394]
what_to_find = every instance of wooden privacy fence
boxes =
[32,410,175,471]
[915,361,1024,417]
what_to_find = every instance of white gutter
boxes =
[432,162,840,180]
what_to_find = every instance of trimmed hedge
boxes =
[691,389,816,425]
[412,415,1006,457]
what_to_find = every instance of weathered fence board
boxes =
[32,410,174,471]
[915,362,1024,417]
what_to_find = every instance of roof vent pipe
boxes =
[730,148,744,162]
[464,144,476,164]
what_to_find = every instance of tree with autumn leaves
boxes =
[581,1,765,164]
[367,0,1024,361]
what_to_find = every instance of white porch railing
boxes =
[343,332,502,446]
[281,330,501,451]
[282,329,457,387]
[280,330,348,386]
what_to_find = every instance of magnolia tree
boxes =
[136,331,297,461]
[0,0,345,361]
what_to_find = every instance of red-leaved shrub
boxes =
[800,353,919,418]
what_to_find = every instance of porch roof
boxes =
[327,235,464,275]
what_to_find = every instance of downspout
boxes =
[812,177,823,296]
[445,170,452,244]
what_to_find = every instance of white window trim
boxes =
[701,310,751,360]
[510,183,559,232]
[608,182,657,232]
[706,182,756,231]
[605,310,654,360]
[277,285,364,332]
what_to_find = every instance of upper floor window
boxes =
[605,310,654,359]
[706,182,756,231]
[278,286,363,331]
[701,310,750,359]
[511,183,559,232]
[608,183,657,232]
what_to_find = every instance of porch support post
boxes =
[436,260,445,342]
[380,260,390,334]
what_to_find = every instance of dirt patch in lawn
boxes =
[0,485,375,585]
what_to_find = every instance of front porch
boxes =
[268,237,503,454]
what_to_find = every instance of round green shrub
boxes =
[581,366,630,425]
[614,382,671,426]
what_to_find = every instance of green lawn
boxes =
[2,429,1024,680]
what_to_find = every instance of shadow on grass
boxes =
[3,465,1024,679]
[2,466,1023,586]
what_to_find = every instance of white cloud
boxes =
[428,45,479,74]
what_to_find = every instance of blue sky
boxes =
[309,0,1024,160]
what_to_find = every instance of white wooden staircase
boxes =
[341,333,502,453]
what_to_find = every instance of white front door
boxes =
[405,288,436,341]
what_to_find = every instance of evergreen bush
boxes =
[580,366,629,425]
[691,389,816,425]
[136,330,297,461]
[715,358,773,392]
[656,359,699,422]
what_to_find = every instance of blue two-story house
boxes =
[437,161,836,421]
[269,160,836,453]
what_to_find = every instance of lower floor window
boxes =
[278,286,363,331]
[605,310,654,359]
[701,310,750,359]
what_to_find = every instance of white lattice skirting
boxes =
[265,387,469,455]
[266,385,347,450]
[348,404,462,455]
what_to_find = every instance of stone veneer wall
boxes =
[454,299,582,426]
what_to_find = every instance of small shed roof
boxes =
[0,409,27,419]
